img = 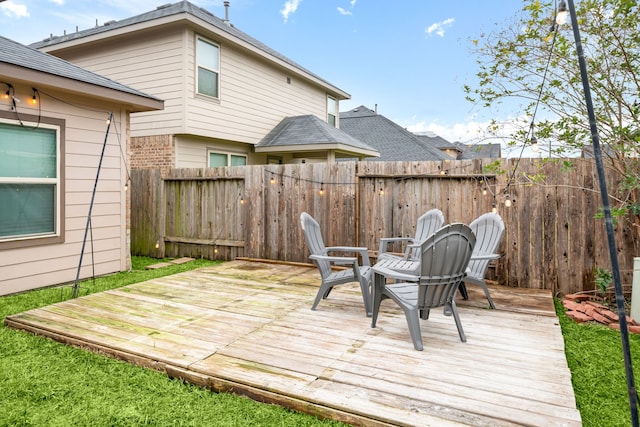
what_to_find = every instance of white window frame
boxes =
[207,150,247,167]
[327,95,337,127]
[0,113,64,249]
[196,35,221,99]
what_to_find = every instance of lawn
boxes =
[0,257,346,427]
[1,257,639,426]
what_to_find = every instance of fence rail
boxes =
[130,159,639,295]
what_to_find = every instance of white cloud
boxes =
[0,1,29,18]
[280,0,301,23]
[337,7,351,15]
[426,17,454,37]
[350,0,357,7]
[49,0,65,5]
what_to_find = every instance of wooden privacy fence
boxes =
[130,159,639,295]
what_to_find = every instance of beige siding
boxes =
[51,26,187,138]
[47,27,334,147]
[184,31,329,144]
[0,84,130,295]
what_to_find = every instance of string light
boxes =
[504,194,512,207]
[379,187,384,196]
[556,0,568,25]
[270,174,276,185]
[491,203,498,214]
[124,179,129,191]
[3,83,12,100]
[155,241,160,249]
[319,183,324,195]
[31,88,38,105]
[240,196,245,204]
[214,246,219,254]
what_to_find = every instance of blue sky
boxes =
[0,0,529,145]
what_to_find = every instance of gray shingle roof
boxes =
[256,115,379,157]
[457,143,502,159]
[414,132,460,151]
[1,35,161,101]
[30,1,347,98]
[339,106,450,161]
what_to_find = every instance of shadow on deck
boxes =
[5,259,581,426]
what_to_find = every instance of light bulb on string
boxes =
[319,183,324,196]
[270,174,276,185]
[556,0,568,25]
[155,241,160,249]
[31,88,38,105]
[379,187,384,196]
[491,203,498,214]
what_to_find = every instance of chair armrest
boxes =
[325,246,371,266]
[372,265,419,282]
[310,254,358,265]
[470,253,501,261]
[378,237,414,254]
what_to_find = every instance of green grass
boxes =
[0,257,346,427]
[555,299,640,427]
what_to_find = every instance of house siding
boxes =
[42,25,334,150]
[183,30,329,145]
[0,84,131,295]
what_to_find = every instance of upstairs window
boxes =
[0,117,63,246]
[197,37,220,98]
[327,95,337,127]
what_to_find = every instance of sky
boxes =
[0,0,534,150]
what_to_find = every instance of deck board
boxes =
[4,260,581,426]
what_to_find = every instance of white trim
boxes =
[0,118,61,242]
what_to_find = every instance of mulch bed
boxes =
[563,293,640,334]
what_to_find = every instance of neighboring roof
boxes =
[256,115,379,158]
[457,143,502,159]
[414,131,461,152]
[339,106,449,161]
[30,1,349,100]
[0,36,163,111]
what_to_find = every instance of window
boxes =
[197,37,220,98]
[327,95,337,127]
[0,114,64,247]
[208,151,247,167]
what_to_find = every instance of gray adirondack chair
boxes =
[300,212,372,316]
[371,223,476,351]
[458,212,505,309]
[377,208,445,263]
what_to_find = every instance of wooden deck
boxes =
[5,259,581,426]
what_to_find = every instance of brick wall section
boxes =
[130,135,175,169]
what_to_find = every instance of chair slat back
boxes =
[300,212,332,279]
[417,223,475,309]
[409,209,445,260]
[467,212,504,279]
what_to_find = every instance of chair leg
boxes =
[448,301,467,342]
[479,283,496,309]
[458,282,469,300]
[402,305,423,351]
[359,277,372,317]
[371,274,385,327]
[311,284,332,311]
